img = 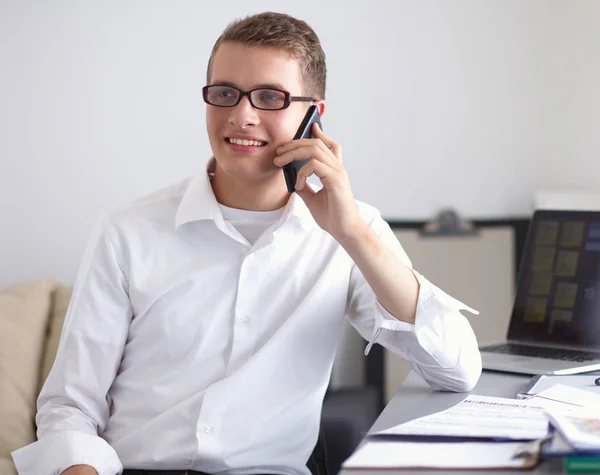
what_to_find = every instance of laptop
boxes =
[479,209,600,375]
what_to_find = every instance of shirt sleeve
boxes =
[345,210,482,393]
[11,216,131,475]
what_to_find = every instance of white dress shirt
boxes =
[12,162,482,475]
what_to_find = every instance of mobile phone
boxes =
[282,105,322,193]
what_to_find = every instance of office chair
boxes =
[309,385,380,475]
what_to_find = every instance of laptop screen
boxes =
[508,210,600,348]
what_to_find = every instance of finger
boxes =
[294,161,315,190]
[296,182,317,202]
[274,145,337,169]
[277,138,329,156]
[312,123,342,162]
[295,159,335,189]
[295,172,308,191]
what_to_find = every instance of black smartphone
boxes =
[282,105,322,193]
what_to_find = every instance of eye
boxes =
[213,87,235,98]
[257,89,286,103]
[260,91,280,101]
[206,86,240,106]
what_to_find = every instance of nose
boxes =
[228,95,259,128]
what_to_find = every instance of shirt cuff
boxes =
[364,269,478,357]
[11,430,123,475]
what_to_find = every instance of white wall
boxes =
[536,2,600,189]
[1,0,600,286]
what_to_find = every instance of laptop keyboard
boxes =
[481,343,600,362]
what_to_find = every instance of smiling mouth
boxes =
[226,137,268,147]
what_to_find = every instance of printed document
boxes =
[374,395,550,440]
[523,384,600,410]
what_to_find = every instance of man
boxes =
[12,11,482,475]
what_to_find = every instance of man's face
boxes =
[206,42,318,183]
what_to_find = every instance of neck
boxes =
[211,164,290,211]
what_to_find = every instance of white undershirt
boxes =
[218,203,285,245]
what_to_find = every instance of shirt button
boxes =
[241,316,249,323]
[202,425,212,433]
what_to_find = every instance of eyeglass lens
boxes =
[205,86,287,110]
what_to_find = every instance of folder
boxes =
[342,439,545,470]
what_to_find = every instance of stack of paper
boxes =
[522,384,600,455]
[343,394,550,470]
[546,408,600,452]
[343,386,600,470]
[373,394,550,440]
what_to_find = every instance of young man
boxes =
[12,11,482,475]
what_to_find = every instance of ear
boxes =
[314,100,326,117]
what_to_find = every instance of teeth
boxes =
[228,138,265,147]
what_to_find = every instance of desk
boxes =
[339,371,567,475]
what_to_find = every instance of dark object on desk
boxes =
[420,209,477,237]
[480,209,600,376]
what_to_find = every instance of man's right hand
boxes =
[61,465,98,475]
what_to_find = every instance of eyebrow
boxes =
[210,81,288,91]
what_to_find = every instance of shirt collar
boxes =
[174,158,315,231]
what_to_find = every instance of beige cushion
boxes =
[0,279,57,471]
[40,285,73,389]
[0,455,17,475]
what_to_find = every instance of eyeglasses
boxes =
[202,85,315,111]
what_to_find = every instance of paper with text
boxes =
[524,384,600,410]
[375,395,550,440]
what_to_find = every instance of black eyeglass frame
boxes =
[202,85,316,111]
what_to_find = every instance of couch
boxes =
[0,280,379,475]
[1,280,72,475]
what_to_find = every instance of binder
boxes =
[342,439,545,470]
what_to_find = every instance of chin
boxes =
[215,153,278,181]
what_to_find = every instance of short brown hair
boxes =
[207,12,327,100]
